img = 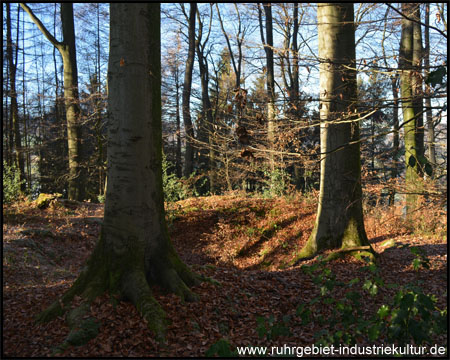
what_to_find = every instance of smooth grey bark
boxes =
[35,4,201,344]
[182,3,197,178]
[20,3,84,200]
[295,3,373,262]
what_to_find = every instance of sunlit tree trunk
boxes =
[175,65,182,178]
[258,3,276,172]
[399,3,420,216]
[20,3,84,200]
[294,3,373,262]
[35,4,201,343]
[411,4,424,174]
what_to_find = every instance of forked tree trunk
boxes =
[36,3,201,343]
[294,3,374,262]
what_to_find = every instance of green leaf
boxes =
[409,246,421,256]
[368,324,381,341]
[408,155,417,168]
[400,293,415,310]
[409,319,427,344]
[257,324,266,339]
[336,301,345,312]
[324,297,334,305]
[417,293,435,310]
[377,305,390,319]
[271,322,291,339]
[205,339,237,357]
[345,291,361,303]
[412,258,422,271]
[363,279,373,291]
[301,309,311,325]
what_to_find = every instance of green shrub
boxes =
[3,161,24,203]
[256,314,291,340]
[205,338,237,357]
[162,153,188,203]
[295,253,447,347]
[262,167,291,198]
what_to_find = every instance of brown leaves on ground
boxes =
[2,194,447,357]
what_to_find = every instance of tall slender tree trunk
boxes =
[263,3,276,171]
[60,4,84,200]
[424,4,436,167]
[399,3,420,217]
[391,75,400,176]
[175,76,182,178]
[381,7,400,204]
[182,4,197,178]
[411,4,424,174]
[36,4,201,345]
[294,3,373,262]
[6,4,26,191]
[20,3,84,200]
[196,9,215,194]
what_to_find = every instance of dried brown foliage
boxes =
[2,194,447,357]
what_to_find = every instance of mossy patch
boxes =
[35,193,62,209]
[66,318,100,346]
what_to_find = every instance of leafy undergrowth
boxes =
[2,194,447,357]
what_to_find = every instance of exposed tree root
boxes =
[121,270,168,341]
[291,246,378,266]
[324,246,378,263]
[35,234,206,349]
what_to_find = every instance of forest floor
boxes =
[2,193,447,357]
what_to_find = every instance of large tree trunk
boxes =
[6,4,26,191]
[20,3,84,201]
[182,4,197,178]
[399,3,420,217]
[35,4,201,344]
[294,3,373,262]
